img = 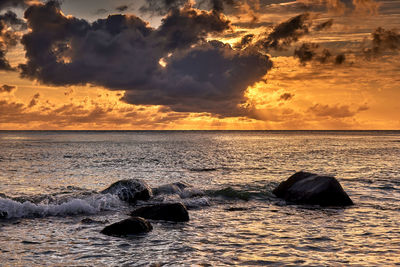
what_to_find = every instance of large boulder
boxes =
[101,179,152,203]
[273,171,353,206]
[101,217,152,236]
[130,203,189,222]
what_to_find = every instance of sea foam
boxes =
[0,193,122,219]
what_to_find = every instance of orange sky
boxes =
[0,0,399,130]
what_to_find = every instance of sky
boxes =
[0,0,399,130]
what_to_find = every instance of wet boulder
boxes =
[101,179,152,203]
[0,210,7,219]
[273,171,353,206]
[101,217,152,236]
[130,203,189,222]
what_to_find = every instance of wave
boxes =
[0,180,281,219]
[0,194,122,219]
[206,186,275,201]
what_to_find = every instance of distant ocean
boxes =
[1,130,399,266]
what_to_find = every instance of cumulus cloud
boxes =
[259,13,311,51]
[19,1,272,117]
[294,42,345,65]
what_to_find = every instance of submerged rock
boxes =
[130,203,189,222]
[209,187,250,201]
[101,179,152,203]
[101,217,152,236]
[273,171,353,206]
[81,218,109,224]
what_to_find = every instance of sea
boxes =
[0,130,399,266]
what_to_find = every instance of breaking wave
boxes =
[0,194,122,219]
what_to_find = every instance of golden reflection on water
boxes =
[0,131,400,265]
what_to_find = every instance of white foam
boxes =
[183,197,210,209]
[0,194,122,219]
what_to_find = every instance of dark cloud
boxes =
[364,27,400,57]
[116,5,129,12]
[28,93,40,108]
[0,84,16,93]
[335,54,345,64]
[234,33,254,49]
[156,6,231,50]
[140,0,239,15]
[294,42,318,64]
[313,19,333,31]
[140,0,190,15]
[279,92,294,101]
[19,1,272,118]
[258,13,311,51]
[294,42,345,65]
[0,11,26,71]
[0,10,27,29]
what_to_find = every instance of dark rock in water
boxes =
[273,171,353,206]
[225,207,248,211]
[101,217,152,236]
[0,211,8,219]
[81,218,109,224]
[210,187,250,201]
[130,203,189,222]
[101,179,152,203]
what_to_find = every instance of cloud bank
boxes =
[19,1,272,117]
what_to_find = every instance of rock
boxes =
[0,211,7,219]
[130,203,189,222]
[81,218,109,224]
[273,171,353,206]
[101,217,152,236]
[225,207,248,211]
[101,179,152,203]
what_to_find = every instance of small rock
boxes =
[225,207,248,211]
[101,217,152,236]
[130,203,189,222]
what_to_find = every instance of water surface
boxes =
[0,131,399,266]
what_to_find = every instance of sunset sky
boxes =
[0,0,399,130]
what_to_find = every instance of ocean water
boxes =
[0,130,399,266]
